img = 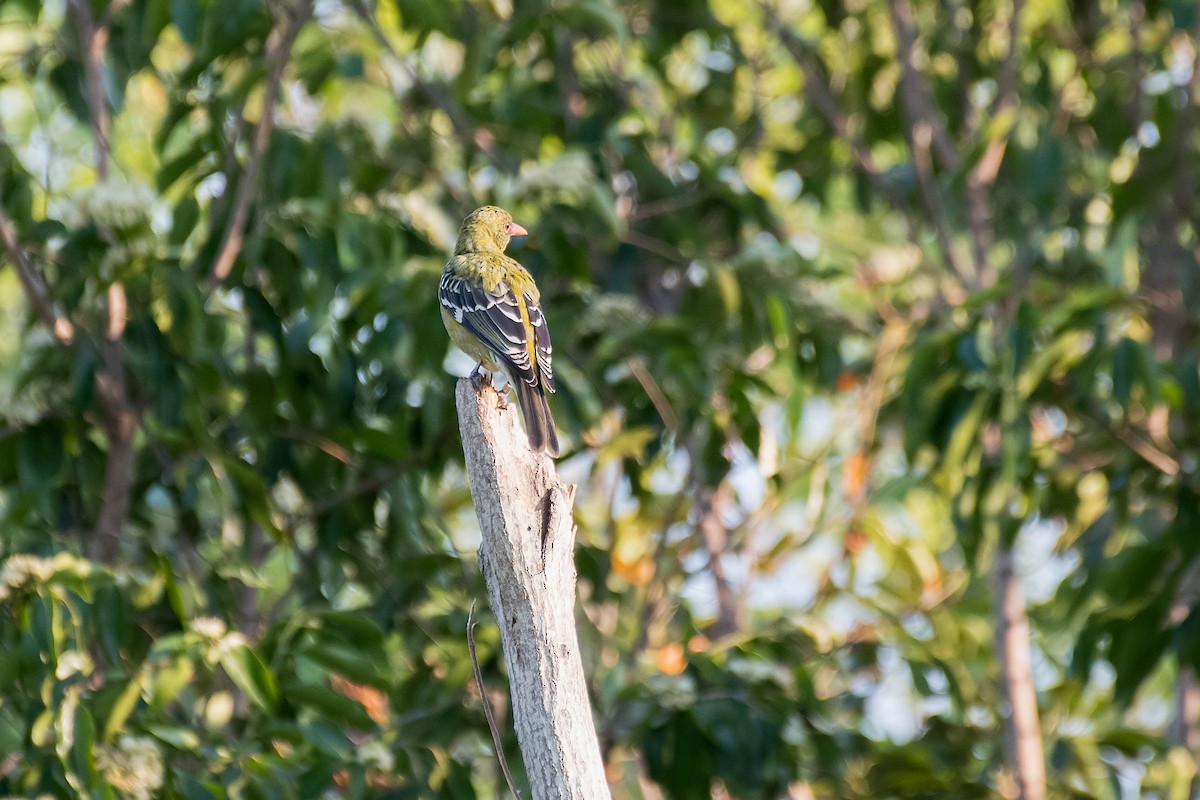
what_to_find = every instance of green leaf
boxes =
[169,0,202,44]
[65,702,99,790]
[219,643,278,712]
[146,724,202,752]
[1112,337,1138,406]
[178,776,222,800]
[643,712,715,800]
[149,657,195,710]
[103,675,144,741]
[1174,605,1200,671]
[170,195,201,246]
[1110,616,1171,706]
[304,641,388,689]
[311,611,386,649]
[284,682,376,730]
[157,137,211,192]
[16,421,65,491]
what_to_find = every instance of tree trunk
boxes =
[995,547,1046,800]
[455,379,609,800]
[1171,667,1200,798]
[93,331,137,562]
[697,481,743,638]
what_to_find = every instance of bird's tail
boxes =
[513,378,560,457]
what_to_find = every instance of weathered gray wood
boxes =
[455,379,609,800]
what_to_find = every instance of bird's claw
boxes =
[469,365,495,393]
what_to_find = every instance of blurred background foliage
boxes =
[0,0,1198,797]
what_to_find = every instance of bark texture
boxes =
[455,379,609,800]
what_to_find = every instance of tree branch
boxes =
[762,7,899,205]
[0,200,75,345]
[1170,562,1200,796]
[69,0,139,560]
[762,3,947,278]
[1172,667,1200,798]
[68,0,127,179]
[907,120,973,287]
[626,356,677,434]
[698,480,743,638]
[622,230,687,264]
[995,547,1047,800]
[992,0,1026,121]
[92,334,138,562]
[888,0,961,170]
[967,0,1025,286]
[888,0,998,289]
[348,0,514,172]
[64,0,121,327]
[1169,12,1200,226]
[455,379,608,800]
[469,600,522,799]
[303,456,423,517]
[209,0,312,284]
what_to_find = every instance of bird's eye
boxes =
[503,222,513,232]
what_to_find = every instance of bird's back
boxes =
[446,253,538,299]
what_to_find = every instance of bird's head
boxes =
[454,206,528,255]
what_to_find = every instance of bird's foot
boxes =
[492,375,511,409]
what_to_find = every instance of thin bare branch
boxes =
[468,600,522,800]
[68,0,129,179]
[294,426,453,519]
[0,201,75,344]
[626,356,678,433]
[209,0,313,283]
[995,548,1047,800]
[1112,422,1181,476]
[631,193,702,222]
[961,179,994,284]
[623,230,687,264]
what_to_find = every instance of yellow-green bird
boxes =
[440,206,560,456]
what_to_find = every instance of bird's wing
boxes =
[439,271,538,387]
[525,294,555,393]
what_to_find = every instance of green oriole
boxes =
[440,206,560,456]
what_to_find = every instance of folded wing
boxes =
[439,272,539,389]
